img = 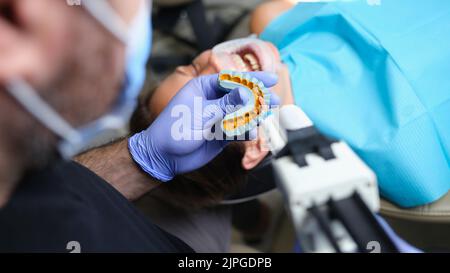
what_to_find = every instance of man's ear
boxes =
[241,137,270,170]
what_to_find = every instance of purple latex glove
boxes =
[376,215,422,253]
[128,72,280,182]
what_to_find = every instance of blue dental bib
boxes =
[261,0,450,207]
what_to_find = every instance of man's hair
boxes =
[129,90,247,209]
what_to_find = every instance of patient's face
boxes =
[149,39,282,170]
[149,39,281,117]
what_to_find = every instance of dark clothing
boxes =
[0,161,193,253]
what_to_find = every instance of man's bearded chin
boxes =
[0,69,119,174]
[0,88,59,175]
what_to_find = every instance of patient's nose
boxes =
[197,53,221,75]
[207,53,226,74]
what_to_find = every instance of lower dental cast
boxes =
[218,70,271,137]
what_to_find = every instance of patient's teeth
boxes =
[244,54,257,65]
[243,53,261,71]
[252,63,260,71]
[232,54,249,71]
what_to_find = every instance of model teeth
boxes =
[218,70,271,136]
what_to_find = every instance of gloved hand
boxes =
[128,72,280,182]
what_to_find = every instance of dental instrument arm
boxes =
[262,105,402,253]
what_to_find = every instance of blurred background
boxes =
[147,0,264,88]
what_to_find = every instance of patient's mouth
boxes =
[212,38,277,73]
[231,50,261,72]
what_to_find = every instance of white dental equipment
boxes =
[261,105,399,253]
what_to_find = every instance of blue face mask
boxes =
[5,0,152,158]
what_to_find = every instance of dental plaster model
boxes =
[218,70,271,137]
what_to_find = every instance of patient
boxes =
[137,0,450,209]
[136,0,449,251]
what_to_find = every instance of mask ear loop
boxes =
[82,0,130,45]
[3,1,145,159]
[5,79,83,158]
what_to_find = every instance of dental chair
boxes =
[380,193,450,252]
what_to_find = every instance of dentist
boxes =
[0,0,277,252]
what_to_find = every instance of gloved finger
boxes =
[209,86,278,141]
[199,74,225,99]
[269,91,281,108]
[216,87,250,116]
[199,71,279,100]
[202,87,248,133]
